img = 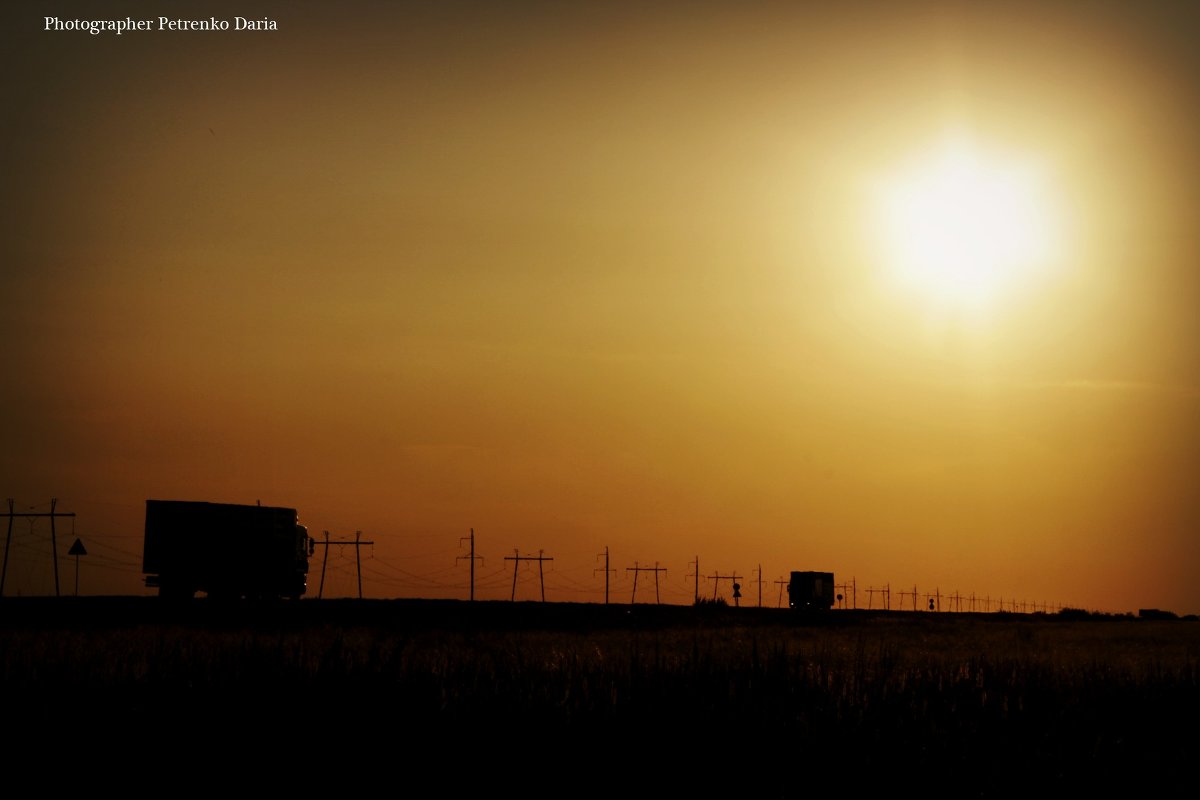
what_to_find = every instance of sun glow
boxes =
[873,136,1064,314]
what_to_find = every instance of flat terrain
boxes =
[2,598,1196,794]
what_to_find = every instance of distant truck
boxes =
[787,571,835,611]
[143,499,310,599]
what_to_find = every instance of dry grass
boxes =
[2,604,1196,792]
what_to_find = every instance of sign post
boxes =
[68,538,87,596]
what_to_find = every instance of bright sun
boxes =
[873,135,1063,314]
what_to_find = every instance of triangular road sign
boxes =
[68,538,87,556]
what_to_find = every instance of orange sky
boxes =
[2,1,1198,612]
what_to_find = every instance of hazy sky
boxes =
[2,1,1198,611]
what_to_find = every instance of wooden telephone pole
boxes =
[2,498,76,597]
[706,571,743,602]
[313,530,374,599]
[457,528,483,601]
[505,549,554,601]
[626,561,667,604]
[594,546,615,604]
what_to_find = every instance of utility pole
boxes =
[775,576,788,608]
[594,546,615,604]
[319,530,329,597]
[706,572,742,602]
[753,564,765,607]
[687,556,700,604]
[355,531,363,600]
[312,530,375,599]
[1,498,76,597]
[2,499,9,597]
[458,528,483,601]
[835,577,857,609]
[504,549,554,601]
[626,562,668,604]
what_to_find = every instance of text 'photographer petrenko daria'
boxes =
[44,16,279,35]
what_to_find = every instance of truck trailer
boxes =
[142,499,310,599]
[787,570,835,611]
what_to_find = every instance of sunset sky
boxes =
[2,1,1197,612]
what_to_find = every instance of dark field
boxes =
[2,599,1197,794]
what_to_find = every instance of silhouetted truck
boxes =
[143,500,310,599]
[787,571,835,611]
